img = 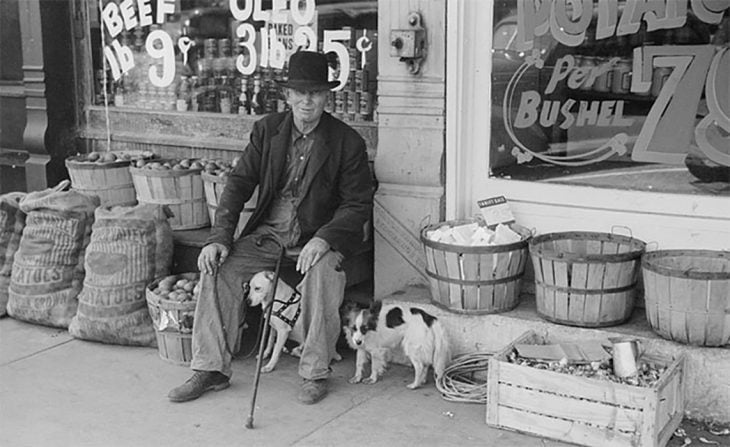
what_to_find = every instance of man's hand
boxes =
[198,243,229,276]
[296,237,330,274]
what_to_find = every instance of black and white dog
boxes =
[341,301,451,389]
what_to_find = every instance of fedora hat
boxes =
[276,51,340,90]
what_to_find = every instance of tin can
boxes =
[359,92,372,119]
[334,91,345,117]
[611,58,632,94]
[348,92,359,121]
[218,38,231,58]
[324,91,334,113]
[354,70,363,92]
[579,56,597,90]
[593,58,613,92]
[651,66,672,97]
[219,89,232,114]
[204,38,217,59]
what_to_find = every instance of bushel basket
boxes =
[642,250,730,347]
[201,171,257,239]
[130,161,209,230]
[66,151,152,207]
[145,273,199,366]
[530,231,646,327]
[421,219,530,314]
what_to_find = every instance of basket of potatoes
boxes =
[129,158,209,230]
[200,157,258,238]
[65,150,156,207]
[145,273,201,366]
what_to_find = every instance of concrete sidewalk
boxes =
[0,317,568,447]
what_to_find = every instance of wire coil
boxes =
[436,352,493,404]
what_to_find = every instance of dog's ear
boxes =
[369,300,382,315]
[340,300,358,317]
[264,270,275,281]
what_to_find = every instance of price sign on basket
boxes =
[478,196,515,228]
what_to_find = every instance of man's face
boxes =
[286,88,329,125]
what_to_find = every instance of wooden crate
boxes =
[487,330,685,447]
[420,219,531,314]
[642,250,730,346]
[529,231,646,327]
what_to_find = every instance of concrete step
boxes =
[384,285,730,423]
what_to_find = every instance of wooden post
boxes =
[19,0,50,191]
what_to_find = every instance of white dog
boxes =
[247,271,341,373]
[247,271,304,373]
[342,301,451,389]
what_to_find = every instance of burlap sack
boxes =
[68,203,173,346]
[0,192,27,316]
[7,182,99,328]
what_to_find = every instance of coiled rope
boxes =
[436,352,493,404]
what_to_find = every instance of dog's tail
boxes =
[431,320,451,380]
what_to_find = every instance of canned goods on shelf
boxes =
[611,58,632,94]
[651,66,672,97]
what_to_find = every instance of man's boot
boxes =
[168,371,230,402]
[297,379,327,405]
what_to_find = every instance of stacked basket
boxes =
[129,159,209,230]
[642,250,730,347]
[201,167,258,239]
[66,151,154,207]
[529,231,646,327]
[420,219,531,314]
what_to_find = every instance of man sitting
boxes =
[168,51,374,405]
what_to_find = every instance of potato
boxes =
[189,160,204,170]
[146,162,162,170]
[175,279,188,289]
[158,275,178,290]
[100,153,117,163]
[135,159,146,168]
[183,282,195,292]
[179,159,191,169]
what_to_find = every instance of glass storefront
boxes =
[89,0,378,123]
[489,1,729,197]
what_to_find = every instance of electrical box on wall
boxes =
[389,12,426,74]
[390,28,424,59]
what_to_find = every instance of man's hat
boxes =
[276,51,340,90]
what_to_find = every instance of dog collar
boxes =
[272,291,301,328]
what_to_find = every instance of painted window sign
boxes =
[490,0,729,196]
[91,0,378,121]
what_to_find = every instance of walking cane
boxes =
[245,235,285,429]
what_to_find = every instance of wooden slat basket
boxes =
[145,273,199,366]
[487,330,685,447]
[66,153,140,207]
[420,219,531,314]
[642,249,730,347]
[530,231,646,327]
[130,161,209,230]
[201,171,258,239]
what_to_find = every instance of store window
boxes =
[489,1,729,196]
[89,0,377,122]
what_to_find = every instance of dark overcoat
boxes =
[206,111,373,258]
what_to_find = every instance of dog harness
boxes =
[272,291,302,328]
